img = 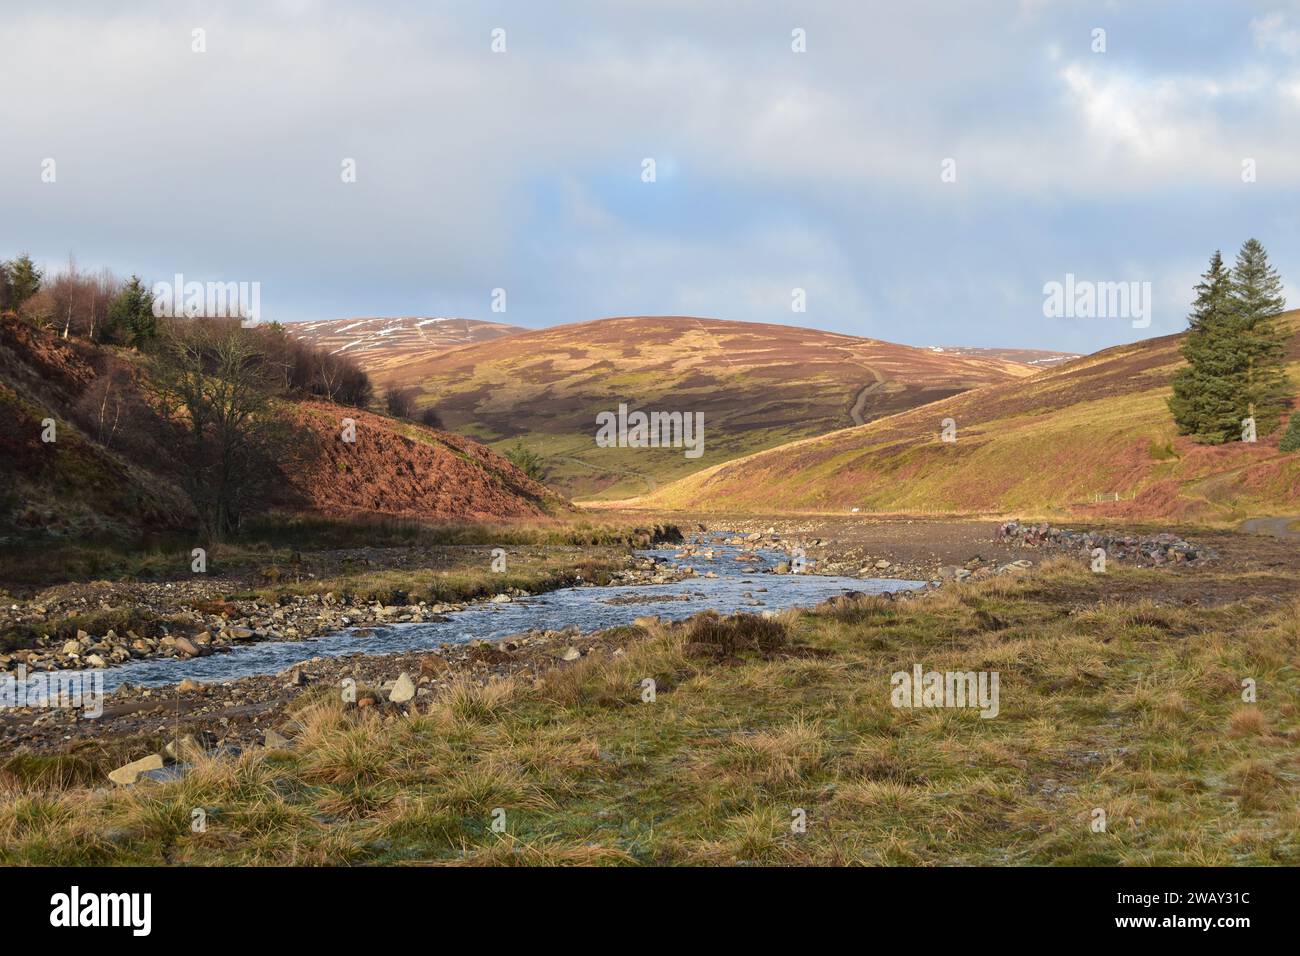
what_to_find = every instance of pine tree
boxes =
[1280,413,1300,453]
[1230,238,1292,436]
[1169,251,1246,442]
[2,254,43,310]
[105,275,157,347]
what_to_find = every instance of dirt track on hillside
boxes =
[1240,516,1300,539]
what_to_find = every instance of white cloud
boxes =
[1252,12,1300,56]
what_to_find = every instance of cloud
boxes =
[1252,11,1300,56]
[2,0,1298,352]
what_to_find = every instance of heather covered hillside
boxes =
[0,313,564,545]
[632,313,1300,522]
[370,315,1039,499]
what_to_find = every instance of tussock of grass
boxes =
[678,610,789,660]
[1,561,1296,866]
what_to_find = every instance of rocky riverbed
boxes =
[994,519,1217,565]
[0,550,694,675]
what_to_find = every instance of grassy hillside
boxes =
[371,315,1037,499]
[629,314,1300,523]
[0,316,564,545]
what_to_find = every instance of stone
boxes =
[178,678,202,693]
[62,641,81,657]
[490,593,512,603]
[139,765,189,784]
[85,654,108,668]
[173,637,199,658]
[164,734,204,762]
[875,559,891,569]
[108,754,165,786]
[262,729,292,750]
[389,672,416,703]
[559,647,582,662]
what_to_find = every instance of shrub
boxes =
[1280,412,1300,452]
[504,441,547,482]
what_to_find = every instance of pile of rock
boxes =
[996,520,1215,565]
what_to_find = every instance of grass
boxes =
[634,327,1300,522]
[247,548,631,607]
[0,516,681,591]
[2,555,1296,866]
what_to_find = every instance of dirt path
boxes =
[840,351,885,426]
[1240,516,1300,539]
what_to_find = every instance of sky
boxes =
[4,0,1300,353]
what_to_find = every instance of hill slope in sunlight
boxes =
[373,315,1039,499]
[626,313,1300,523]
[0,316,562,543]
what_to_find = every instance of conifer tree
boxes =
[2,254,43,310]
[1168,251,1244,442]
[1280,412,1300,453]
[105,275,157,348]
[1230,238,1291,435]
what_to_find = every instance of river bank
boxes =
[3,541,1295,866]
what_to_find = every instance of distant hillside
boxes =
[0,315,561,543]
[627,313,1300,523]
[930,346,1079,368]
[373,315,1038,499]
[286,316,524,372]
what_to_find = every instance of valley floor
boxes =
[1,515,1297,865]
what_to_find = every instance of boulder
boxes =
[262,729,292,750]
[164,734,205,762]
[108,754,165,787]
[389,672,416,704]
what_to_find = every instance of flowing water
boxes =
[27,540,925,695]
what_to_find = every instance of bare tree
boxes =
[146,320,303,540]
[385,385,418,419]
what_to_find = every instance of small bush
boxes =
[679,610,788,660]
[504,441,548,482]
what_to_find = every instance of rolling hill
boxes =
[369,315,1044,499]
[285,316,525,375]
[624,314,1300,523]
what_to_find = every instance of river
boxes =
[36,538,926,694]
